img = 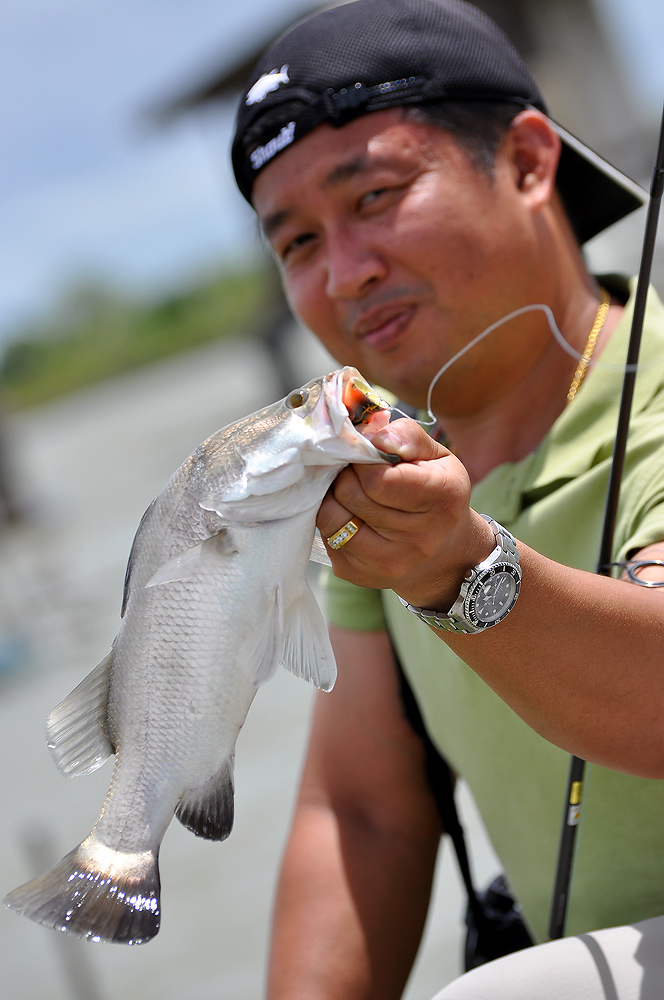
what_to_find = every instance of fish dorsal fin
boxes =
[281,582,337,692]
[175,756,236,841]
[46,651,115,776]
[145,530,236,588]
[240,586,284,687]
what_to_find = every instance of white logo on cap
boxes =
[250,122,296,171]
[246,65,290,106]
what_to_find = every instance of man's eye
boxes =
[360,187,390,207]
[281,232,314,261]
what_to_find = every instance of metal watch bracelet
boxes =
[398,515,521,634]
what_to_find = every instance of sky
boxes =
[1,0,663,348]
[0,0,311,344]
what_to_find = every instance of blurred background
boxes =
[1,1,663,998]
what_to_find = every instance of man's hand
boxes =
[317,417,495,609]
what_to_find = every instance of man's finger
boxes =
[370,417,450,464]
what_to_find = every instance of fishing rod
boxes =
[548,99,664,941]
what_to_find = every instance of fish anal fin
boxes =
[3,838,160,945]
[281,583,337,692]
[176,757,235,841]
[46,651,115,776]
[145,530,236,588]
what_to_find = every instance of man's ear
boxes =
[504,110,561,212]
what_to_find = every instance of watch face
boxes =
[467,565,521,626]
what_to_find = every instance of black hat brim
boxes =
[552,119,646,244]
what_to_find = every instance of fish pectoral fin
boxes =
[46,651,115,776]
[175,757,235,841]
[240,586,284,687]
[281,582,337,692]
[145,531,236,588]
[122,498,157,616]
[309,530,332,567]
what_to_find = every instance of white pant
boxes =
[431,916,664,1000]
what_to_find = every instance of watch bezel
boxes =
[462,561,522,628]
[398,515,522,634]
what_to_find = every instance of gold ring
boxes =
[326,519,362,550]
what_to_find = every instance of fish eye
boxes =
[286,388,309,409]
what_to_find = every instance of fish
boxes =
[245,64,290,106]
[4,367,394,945]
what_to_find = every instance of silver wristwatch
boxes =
[398,515,521,634]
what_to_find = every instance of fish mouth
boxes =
[338,368,401,464]
[342,372,391,429]
[341,368,390,430]
[302,367,401,465]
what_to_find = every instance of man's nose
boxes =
[324,228,387,300]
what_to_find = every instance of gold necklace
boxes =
[566,286,611,404]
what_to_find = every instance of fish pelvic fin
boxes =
[3,838,160,945]
[175,756,235,841]
[46,651,115,776]
[281,582,337,692]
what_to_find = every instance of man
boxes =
[230,1,664,996]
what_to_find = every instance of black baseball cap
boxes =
[231,0,645,243]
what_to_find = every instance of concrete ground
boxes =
[0,326,499,1000]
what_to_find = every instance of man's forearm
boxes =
[267,802,439,1000]
[441,543,664,776]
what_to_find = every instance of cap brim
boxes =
[550,119,646,244]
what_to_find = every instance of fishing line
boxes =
[388,300,651,427]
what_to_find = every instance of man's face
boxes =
[253,109,539,412]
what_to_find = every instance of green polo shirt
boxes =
[325,276,664,940]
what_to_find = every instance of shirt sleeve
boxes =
[321,569,388,631]
[614,413,664,561]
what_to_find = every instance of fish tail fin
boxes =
[3,836,160,945]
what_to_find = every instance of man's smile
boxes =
[352,302,418,351]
